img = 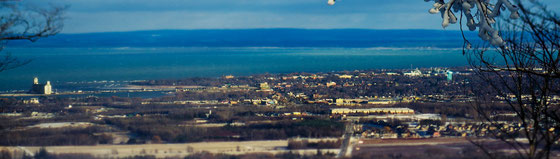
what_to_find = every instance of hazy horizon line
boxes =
[60,28,462,34]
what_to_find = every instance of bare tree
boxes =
[464,1,560,158]
[0,1,66,72]
[330,0,558,158]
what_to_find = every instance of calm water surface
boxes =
[0,47,469,91]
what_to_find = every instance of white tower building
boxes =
[44,81,52,95]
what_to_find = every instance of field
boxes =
[354,138,560,159]
[1,140,340,158]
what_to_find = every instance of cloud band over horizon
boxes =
[24,0,560,33]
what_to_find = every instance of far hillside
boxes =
[7,29,480,48]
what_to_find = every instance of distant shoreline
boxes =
[7,29,480,48]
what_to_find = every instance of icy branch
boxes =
[328,0,335,6]
[426,0,519,46]
[327,0,520,46]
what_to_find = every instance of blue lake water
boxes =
[0,47,470,91]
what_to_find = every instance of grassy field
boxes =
[1,140,340,158]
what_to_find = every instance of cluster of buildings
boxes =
[402,68,457,80]
[140,98,279,106]
[303,94,474,105]
[495,94,560,104]
[304,95,475,105]
[305,98,400,105]
[358,122,524,139]
[22,98,40,104]
[331,108,415,115]
[30,77,52,95]
[333,97,401,106]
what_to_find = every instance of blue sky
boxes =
[27,0,560,33]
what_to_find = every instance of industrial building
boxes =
[30,77,52,95]
[331,108,415,115]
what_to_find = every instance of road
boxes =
[337,121,355,158]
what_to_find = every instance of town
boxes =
[1,67,559,158]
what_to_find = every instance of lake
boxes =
[0,47,470,91]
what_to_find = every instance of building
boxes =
[326,82,337,87]
[260,82,270,90]
[446,71,453,81]
[338,75,353,79]
[333,98,396,106]
[257,82,272,91]
[331,108,415,115]
[30,77,52,95]
[404,69,422,76]
[23,98,40,104]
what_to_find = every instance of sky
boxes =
[24,0,560,33]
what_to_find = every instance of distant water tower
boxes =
[446,71,453,82]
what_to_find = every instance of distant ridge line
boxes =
[8,29,481,48]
